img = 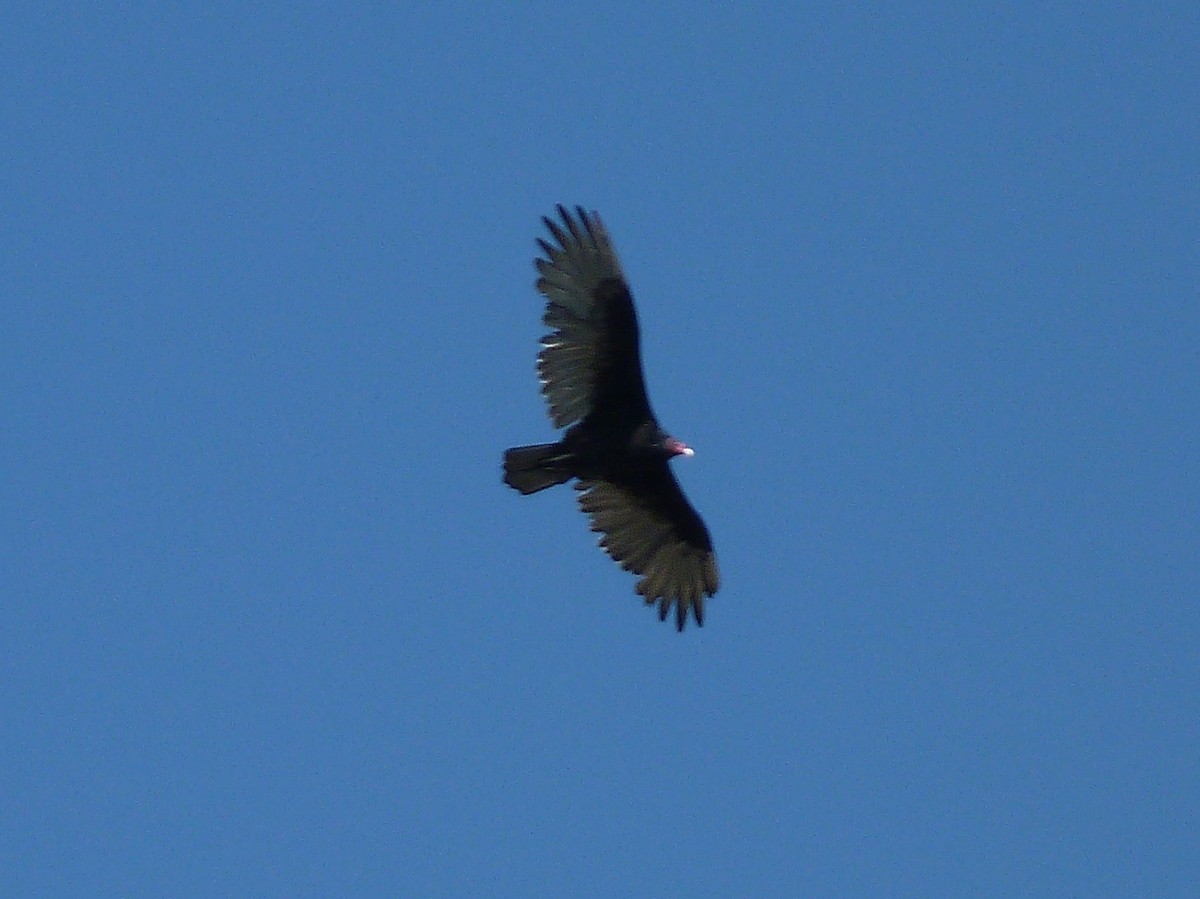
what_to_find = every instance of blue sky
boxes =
[3,4,1197,896]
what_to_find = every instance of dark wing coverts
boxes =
[576,472,718,630]
[535,207,651,428]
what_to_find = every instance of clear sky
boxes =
[3,4,1197,896]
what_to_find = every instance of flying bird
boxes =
[502,205,719,630]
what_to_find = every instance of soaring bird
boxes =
[502,205,719,630]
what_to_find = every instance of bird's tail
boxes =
[503,442,574,495]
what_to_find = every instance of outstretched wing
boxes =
[534,205,652,430]
[576,469,720,631]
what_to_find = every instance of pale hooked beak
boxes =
[667,439,695,457]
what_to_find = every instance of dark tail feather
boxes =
[503,442,574,495]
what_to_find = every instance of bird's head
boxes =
[635,422,695,459]
[664,437,695,458]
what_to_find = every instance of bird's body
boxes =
[502,206,719,630]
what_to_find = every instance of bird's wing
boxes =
[535,205,652,429]
[576,469,719,630]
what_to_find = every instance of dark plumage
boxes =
[502,205,719,630]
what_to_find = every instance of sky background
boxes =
[3,4,1197,896]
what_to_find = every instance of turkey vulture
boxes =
[502,205,719,630]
